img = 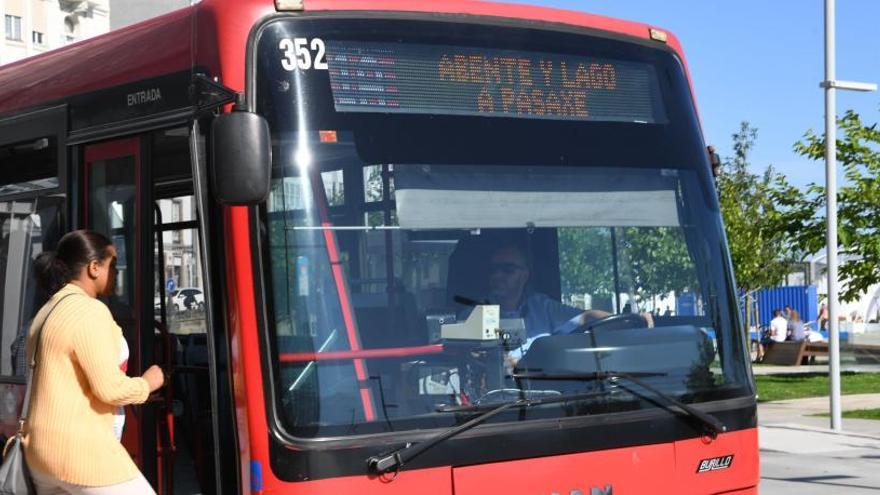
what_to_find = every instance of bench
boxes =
[761,341,807,365]
[802,342,829,364]
[761,341,829,365]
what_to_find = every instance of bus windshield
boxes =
[255,17,751,440]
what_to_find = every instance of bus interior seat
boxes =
[351,288,423,348]
[169,333,214,492]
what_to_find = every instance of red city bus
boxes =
[0,0,758,493]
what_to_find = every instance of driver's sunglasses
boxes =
[489,262,527,275]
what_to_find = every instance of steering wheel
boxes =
[583,313,648,332]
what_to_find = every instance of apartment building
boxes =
[1,0,109,65]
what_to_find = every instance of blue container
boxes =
[753,285,818,327]
[676,292,697,316]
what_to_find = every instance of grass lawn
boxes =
[814,409,880,420]
[755,372,880,402]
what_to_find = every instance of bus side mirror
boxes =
[211,111,272,205]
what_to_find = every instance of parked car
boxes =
[170,288,205,311]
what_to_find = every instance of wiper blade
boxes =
[436,389,606,413]
[511,370,726,438]
[366,390,605,474]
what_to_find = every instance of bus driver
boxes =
[487,245,605,334]
[481,244,652,359]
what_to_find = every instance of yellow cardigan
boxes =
[23,283,150,486]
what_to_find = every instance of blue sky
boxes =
[505,0,880,188]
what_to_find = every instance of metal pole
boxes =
[824,0,843,432]
[610,228,622,313]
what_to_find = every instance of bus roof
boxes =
[0,0,687,117]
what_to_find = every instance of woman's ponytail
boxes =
[33,230,113,296]
[34,251,70,295]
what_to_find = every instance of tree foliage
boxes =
[558,226,697,308]
[558,227,614,298]
[717,122,800,292]
[783,110,880,303]
[620,227,697,299]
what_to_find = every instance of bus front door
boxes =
[83,137,163,489]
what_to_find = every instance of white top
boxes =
[770,316,788,343]
[113,338,130,440]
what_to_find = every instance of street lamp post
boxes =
[821,0,876,432]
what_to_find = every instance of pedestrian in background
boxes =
[769,309,788,343]
[757,308,788,362]
[23,230,165,495]
[786,309,806,342]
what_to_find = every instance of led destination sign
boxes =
[326,41,665,123]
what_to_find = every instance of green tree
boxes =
[558,226,697,311]
[785,110,880,303]
[558,227,614,298]
[620,227,698,300]
[717,122,800,328]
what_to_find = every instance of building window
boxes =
[32,31,44,45]
[5,16,22,41]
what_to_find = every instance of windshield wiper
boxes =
[367,372,725,475]
[366,390,605,475]
[511,370,726,438]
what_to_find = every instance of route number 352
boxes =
[280,38,328,71]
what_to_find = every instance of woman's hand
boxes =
[142,365,165,392]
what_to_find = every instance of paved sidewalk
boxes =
[759,393,880,433]
[758,394,880,494]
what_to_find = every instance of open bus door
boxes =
[83,137,167,491]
